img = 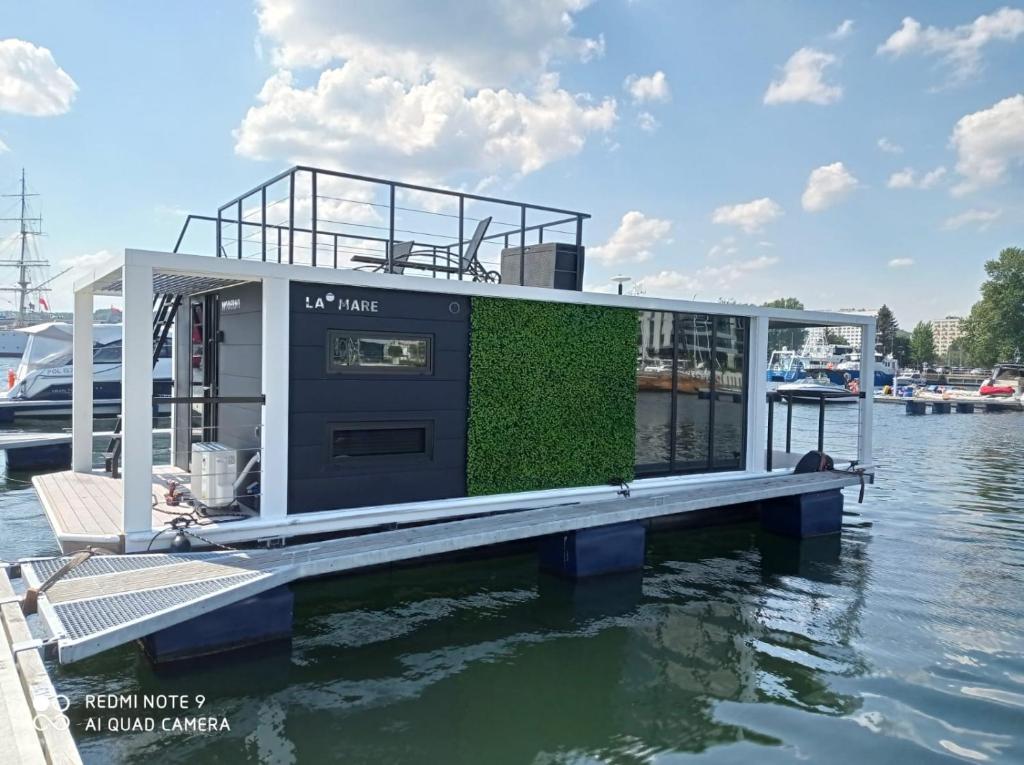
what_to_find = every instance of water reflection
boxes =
[15,405,1024,763]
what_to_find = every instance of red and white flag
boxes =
[39,296,49,311]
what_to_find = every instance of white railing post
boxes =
[746,315,770,472]
[858,319,875,467]
[121,262,153,537]
[260,277,289,519]
[72,287,93,472]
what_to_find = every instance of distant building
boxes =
[931,316,964,357]
[804,307,879,348]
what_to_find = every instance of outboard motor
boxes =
[793,450,834,473]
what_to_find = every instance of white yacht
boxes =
[3,322,171,411]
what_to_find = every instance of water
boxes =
[2,405,1023,763]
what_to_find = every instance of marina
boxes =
[1,3,1022,761]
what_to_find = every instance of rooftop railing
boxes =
[172,166,590,284]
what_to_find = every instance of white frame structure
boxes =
[67,249,875,552]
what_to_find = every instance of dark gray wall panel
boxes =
[288,282,469,513]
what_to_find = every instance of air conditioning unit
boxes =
[191,442,239,508]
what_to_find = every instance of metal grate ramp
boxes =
[21,550,288,664]
[19,471,864,664]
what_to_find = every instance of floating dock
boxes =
[13,469,862,664]
[876,395,1023,413]
[0,569,82,764]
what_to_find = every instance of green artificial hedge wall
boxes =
[467,297,637,495]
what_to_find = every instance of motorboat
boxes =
[776,376,858,404]
[3,322,171,404]
[978,363,1024,397]
[825,351,897,387]
[766,348,808,383]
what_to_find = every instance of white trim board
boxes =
[78,249,875,328]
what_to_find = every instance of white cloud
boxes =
[877,8,1024,83]
[887,258,914,268]
[877,137,904,154]
[235,67,616,179]
[886,166,946,189]
[711,197,784,233]
[624,71,670,103]
[0,39,78,116]
[764,47,842,105]
[829,20,855,40]
[636,111,660,132]
[239,2,617,185]
[942,208,1003,231]
[636,255,780,298]
[254,0,604,88]
[589,211,672,265]
[886,168,916,189]
[950,94,1024,195]
[707,236,738,258]
[801,162,859,211]
[0,137,8,153]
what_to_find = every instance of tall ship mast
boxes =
[0,169,52,328]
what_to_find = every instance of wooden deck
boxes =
[0,569,82,763]
[32,467,191,553]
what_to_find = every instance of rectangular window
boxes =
[674,314,713,472]
[329,421,433,462]
[634,310,750,477]
[712,316,747,470]
[326,330,432,375]
[635,311,674,474]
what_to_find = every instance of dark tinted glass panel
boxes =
[327,331,432,374]
[635,311,673,471]
[713,316,747,469]
[93,343,122,363]
[332,426,427,458]
[674,314,713,471]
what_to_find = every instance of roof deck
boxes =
[171,165,591,284]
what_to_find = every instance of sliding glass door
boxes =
[635,311,748,476]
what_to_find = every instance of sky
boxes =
[0,0,1021,327]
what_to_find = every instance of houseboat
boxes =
[34,166,876,554]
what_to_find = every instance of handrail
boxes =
[217,165,592,220]
[207,165,589,283]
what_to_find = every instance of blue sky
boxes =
[0,1,1021,326]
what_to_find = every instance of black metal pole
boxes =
[817,395,826,453]
[519,205,526,286]
[333,235,338,269]
[617,283,623,295]
[538,225,544,244]
[311,170,318,267]
[458,196,464,281]
[707,317,716,468]
[288,171,295,264]
[388,184,395,272]
[216,209,222,257]
[236,200,242,259]
[766,394,775,471]
[785,394,793,452]
[260,186,267,262]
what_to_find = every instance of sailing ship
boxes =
[0,170,68,356]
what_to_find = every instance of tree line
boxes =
[763,247,1022,370]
